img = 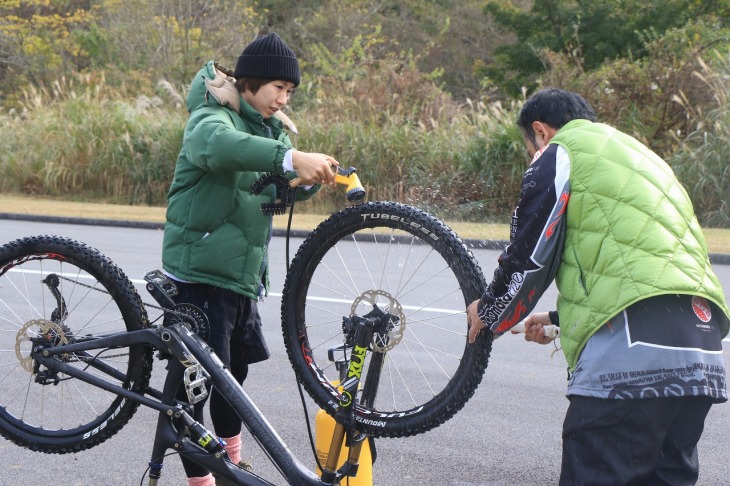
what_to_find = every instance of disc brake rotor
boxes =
[350,289,405,352]
[16,319,70,372]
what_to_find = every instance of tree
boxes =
[481,0,730,95]
[93,0,262,83]
[0,0,96,87]
[250,0,501,100]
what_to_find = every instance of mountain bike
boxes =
[0,187,493,484]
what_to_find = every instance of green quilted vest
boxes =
[551,120,730,369]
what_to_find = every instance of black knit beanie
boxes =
[233,33,300,86]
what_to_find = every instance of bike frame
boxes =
[30,317,369,485]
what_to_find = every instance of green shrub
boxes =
[668,51,730,227]
[2,36,729,229]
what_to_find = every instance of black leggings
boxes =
[171,281,268,478]
[175,356,248,478]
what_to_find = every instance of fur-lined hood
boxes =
[188,60,297,133]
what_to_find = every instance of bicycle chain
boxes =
[56,274,188,318]
[46,274,194,361]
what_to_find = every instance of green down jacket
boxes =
[162,60,318,298]
[551,120,730,369]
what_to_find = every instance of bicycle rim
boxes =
[282,202,492,437]
[0,235,152,453]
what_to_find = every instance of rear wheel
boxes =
[0,235,152,453]
[281,202,492,438]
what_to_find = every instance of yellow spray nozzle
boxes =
[334,166,366,202]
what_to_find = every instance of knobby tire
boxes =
[0,235,153,453]
[281,202,493,438]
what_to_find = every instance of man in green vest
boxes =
[467,88,729,485]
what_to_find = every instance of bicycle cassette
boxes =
[163,303,209,341]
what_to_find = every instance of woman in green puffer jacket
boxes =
[161,32,339,486]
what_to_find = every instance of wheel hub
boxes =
[350,289,405,352]
[16,319,70,372]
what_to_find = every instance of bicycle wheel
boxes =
[281,202,492,438]
[0,235,153,453]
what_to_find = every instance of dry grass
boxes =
[0,193,512,238]
[0,194,167,223]
[2,193,729,254]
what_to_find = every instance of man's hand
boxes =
[519,312,555,345]
[467,300,486,344]
[292,150,339,186]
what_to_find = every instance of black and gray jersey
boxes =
[477,144,570,336]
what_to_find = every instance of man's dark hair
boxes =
[518,88,596,146]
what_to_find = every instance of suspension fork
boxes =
[321,316,377,485]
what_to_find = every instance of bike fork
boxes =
[322,423,369,483]
[320,316,376,485]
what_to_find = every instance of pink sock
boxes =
[187,473,215,486]
[222,434,241,464]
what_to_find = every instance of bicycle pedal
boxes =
[144,270,178,309]
[183,363,209,404]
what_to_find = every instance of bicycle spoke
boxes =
[405,314,467,336]
[312,259,359,299]
[0,236,152,451]
[400,338,439,395]
[305,230,465,411]
[396,263,452,301]
[334,243,362,298]
[283,202,490,437]
[372,229,394,293]
[393,243,436,298]
[383,351,417,408]
[349,233,378,291]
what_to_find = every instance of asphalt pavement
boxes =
[0,215,728,486]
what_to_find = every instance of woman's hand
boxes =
[292,150,339,186]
